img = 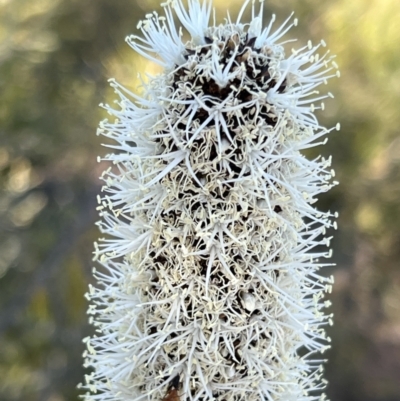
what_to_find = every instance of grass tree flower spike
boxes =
[82,0,339,400]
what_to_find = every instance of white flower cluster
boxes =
[81,1,339,401]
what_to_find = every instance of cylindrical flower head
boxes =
[82,1,339,400]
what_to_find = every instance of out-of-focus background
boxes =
[0,0,399,400]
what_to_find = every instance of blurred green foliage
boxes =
[0,0,399,400]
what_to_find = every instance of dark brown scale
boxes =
[237,32,248,53]
[236,49,252,64]
[162,375,181,401]
[184,48,197,59]
[246,36,257,49]
[162,387,181,401]
[258,65,271,81]
[227,34,240,51]
[206,79,221,96]
[276,78,287,93]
